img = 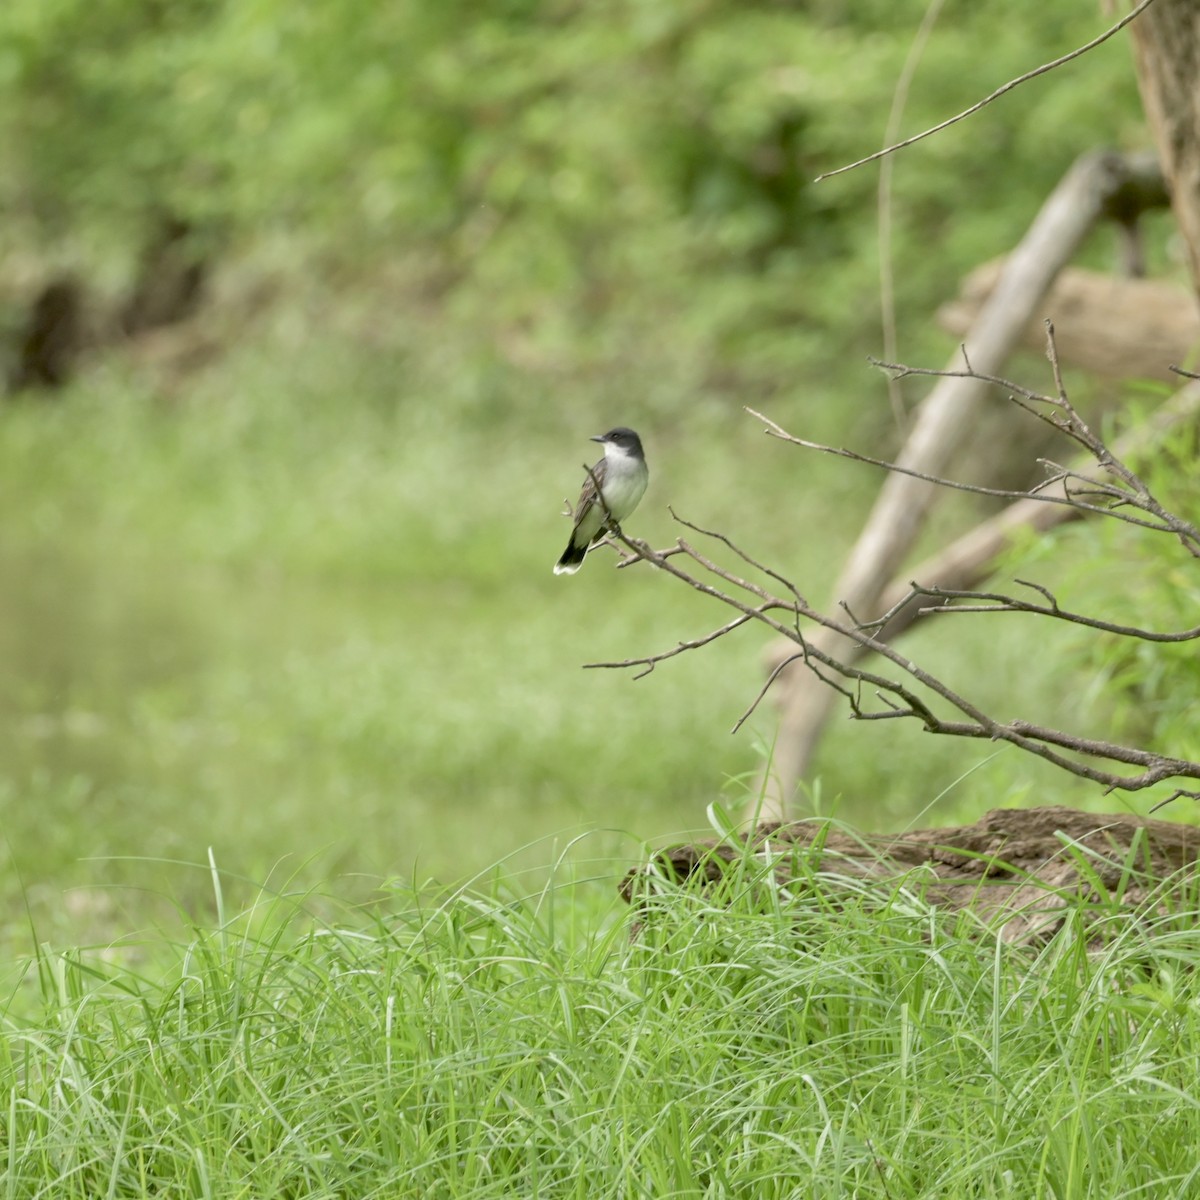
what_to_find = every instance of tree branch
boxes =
[583,610,758,681]
[748,324,1200,558]
[586,506,1200,804]
[589,517,1200,802]
[591,349,1200,812]
[910,581,1200,644]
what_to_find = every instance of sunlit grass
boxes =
[5,838,1200,1197]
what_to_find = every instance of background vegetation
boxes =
[6,2,1200,1193]
[0,0,1195,944]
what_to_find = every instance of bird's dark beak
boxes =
[589,434,606,444]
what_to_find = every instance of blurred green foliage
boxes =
[1,0,1150,407]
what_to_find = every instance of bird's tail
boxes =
[553,540,587,575]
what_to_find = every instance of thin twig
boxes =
[877,0,947,429]
[592,508,1200,803]
[745,405,1166,529]
[814,0,1159,181]
[748,378,1200,551]
[912,582,1200,643]
[731,650,806,736]
[1045,320,1068,406]
[668,507,809,608]
[584,611,758,680]
[866,357,1055,403]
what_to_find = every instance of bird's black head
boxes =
[590,427,644,458]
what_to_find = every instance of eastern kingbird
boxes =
[554,427,649,575]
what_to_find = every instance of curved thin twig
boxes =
[815,0,1159,182]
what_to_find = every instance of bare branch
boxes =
[589,507,1200,803]
[584,610,758,680]
[752,339,1200,557]
[1150,789,1193,814]
[749,405,1075,505]
[815,0,1160,182]
[732,650,805,736]
[611,541,689,568]
[912,581,1200,643]
[865,358,1055,404]
[1045,319,1068,406]
[667,506,809,608]
[601,358,1200,808]
[745,403,1192,539]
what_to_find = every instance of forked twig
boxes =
[748,326,1200,557]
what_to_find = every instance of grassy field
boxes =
[4,243,1200,1200]
[5,827,1200,1197]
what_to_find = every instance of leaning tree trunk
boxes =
[1127,0,1200,305]
[762,151,1165,817]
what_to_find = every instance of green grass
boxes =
[5,830,1200,1198]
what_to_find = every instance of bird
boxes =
[554,427,649,575]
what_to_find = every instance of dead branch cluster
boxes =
[585,328,1200,810]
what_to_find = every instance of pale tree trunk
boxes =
[1128,0,1200,304]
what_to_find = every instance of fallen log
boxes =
[622,806,1200,945]
[937,259,1199,382]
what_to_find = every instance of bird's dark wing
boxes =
[573,455,608,523]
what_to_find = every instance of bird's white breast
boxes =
[600,446,648,522]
